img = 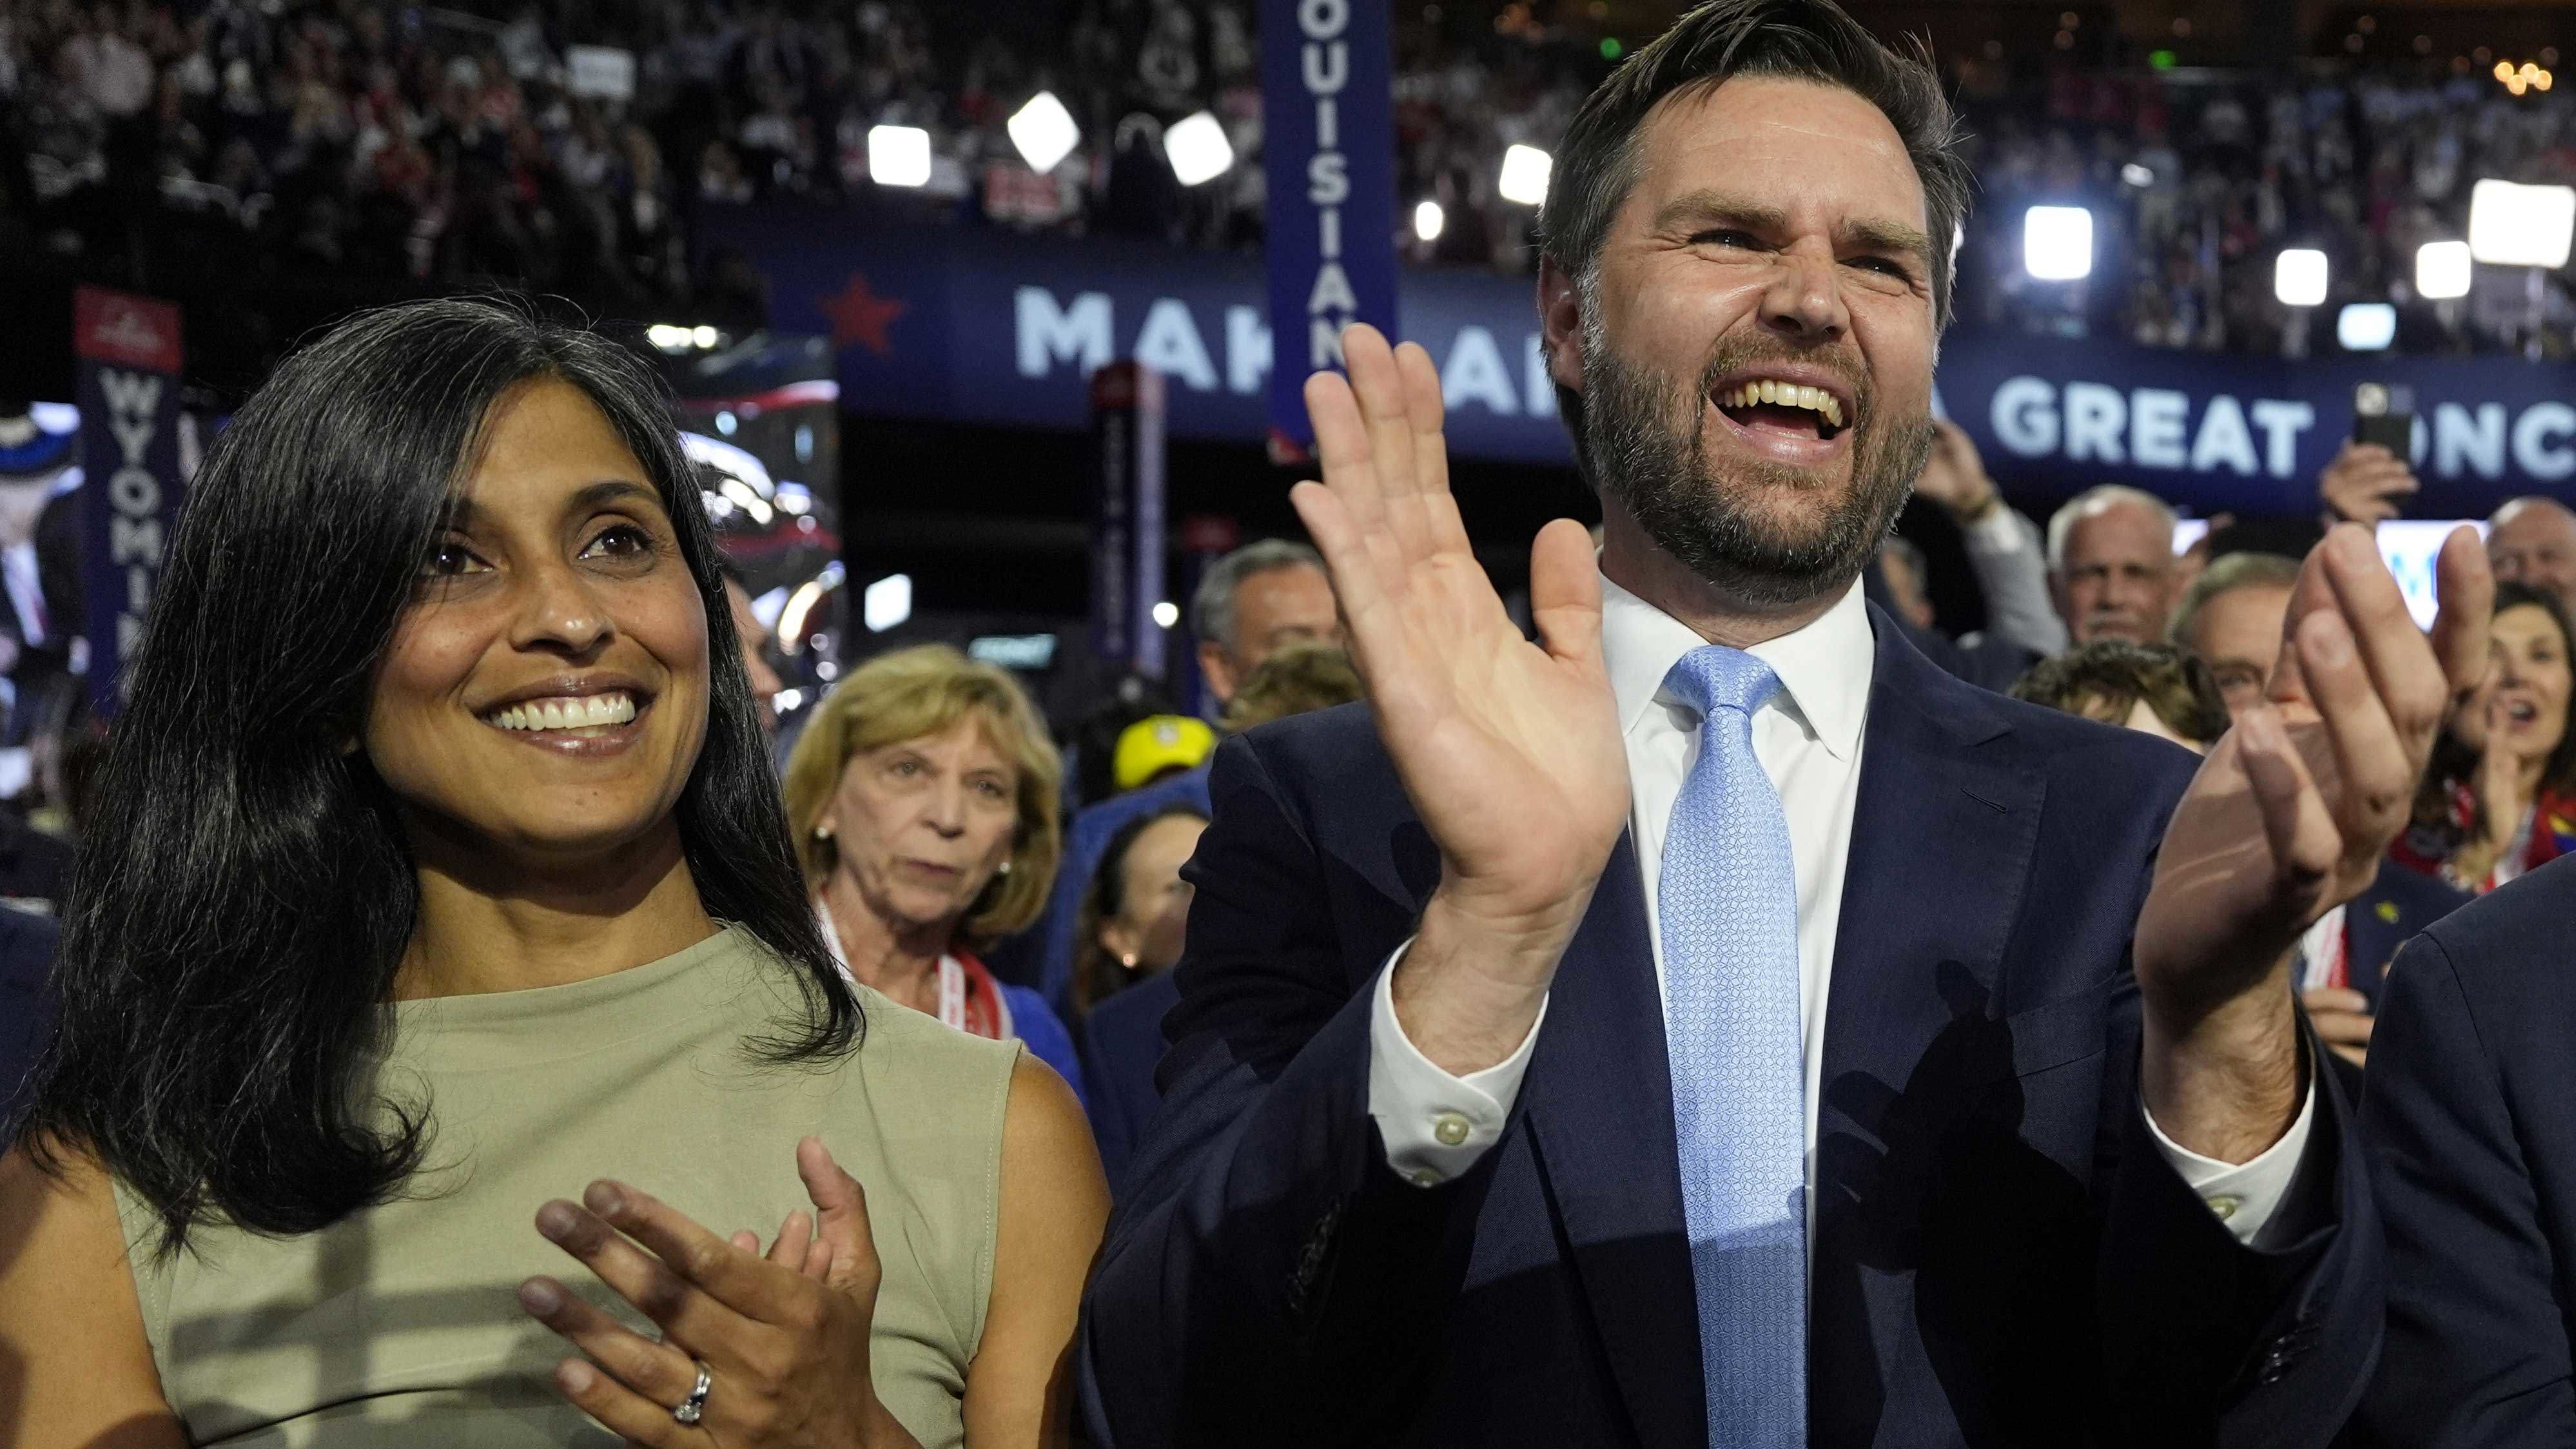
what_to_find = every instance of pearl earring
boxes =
[1120,953,1140,970]
[814,824,834,841]
[997,860,1012,876]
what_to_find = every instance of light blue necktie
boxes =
[1659,645,1805,1449]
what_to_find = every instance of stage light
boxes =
[693,326,718,347]
[2022,206,2093,280]
[868,125,932,188]
[1499,144,1552,206]
[863,573,912,633]
[2417,239,2473,298]
[2337,302,2397,350]
[1164,111,1234,186]
[1414,199,1445,242]
[1008,90,1079,173]
[2275,248,2329,306]
[647,324,694,350]
[2470,179,2576,267]
[2121,162,2154,188]
[1152,601,1180,629]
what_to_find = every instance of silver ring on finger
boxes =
[673,1359,713,1426]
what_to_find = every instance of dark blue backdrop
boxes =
[723,207,2576,516]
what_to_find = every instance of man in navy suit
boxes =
[1080,4,2490,1446]
[2353,854,2576,1444]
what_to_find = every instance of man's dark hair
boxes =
[1539,0,1971,327]
[2010,641,2230,747]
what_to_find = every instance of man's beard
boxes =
[1581,330,1933,611]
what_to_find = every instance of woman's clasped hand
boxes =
[520,1136,920,1449]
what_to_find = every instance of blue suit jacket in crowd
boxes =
[1077,969,1182,1194]
[2355,852,2576,1446]
[1080,605,2380,1449]
[2342,861,2472,1012]
[0,906,61,1142]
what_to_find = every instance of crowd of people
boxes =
[15,0,2576,358]
[12,1,2576,1446]
[1959,63,2576,357]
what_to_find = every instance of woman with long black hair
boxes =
[0,298,1105,1447]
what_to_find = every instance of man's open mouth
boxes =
[1713,378,1850,442]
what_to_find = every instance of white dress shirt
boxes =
[1365,569,2312,1245]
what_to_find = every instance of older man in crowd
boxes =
[2048,483,2183,645]
[2488,495,2576,615]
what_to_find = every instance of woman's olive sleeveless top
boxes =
[114,926,1019,1447]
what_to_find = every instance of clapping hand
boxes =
[519,1136,919,1448]
[2135,525,2490,1158]
[1289,324,1628,1075]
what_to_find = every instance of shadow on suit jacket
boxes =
[1079,605,2381,1449]
[2351,852,2576,1447]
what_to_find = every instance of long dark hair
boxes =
[15,298,852,1254]
[2410,580,2576,852]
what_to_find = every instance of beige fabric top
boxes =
[114,924,1019,1447]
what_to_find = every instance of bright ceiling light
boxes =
[2121,162,2154,187]
[2337,302,2397,350]
[2416,239,2474,298]
[1151,600,1180,630]
[1414,199,1445,242]
[863,572,913,633]
[1498,144,1553,206]
[2022,205,2093,280]
[2275,248,2329,306]
[2470,179,2576,267]
[1164,111,1234,186]
[1008,90,1079,173]
[868,125,932,188]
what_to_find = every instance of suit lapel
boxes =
[1819,612,2040,1091]
[1523,831,1706,1449]
[1808,614,2045,1435]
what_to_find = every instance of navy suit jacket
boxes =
[2354,852,2576,1446]
[2341,862,2471,1013]
[1082,607,2379,1449]
[0,906,59,1142]
[1078,970,1183,1194]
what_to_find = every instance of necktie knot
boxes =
[1663,645,1782,726]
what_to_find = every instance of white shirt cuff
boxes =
[1365,939,1546,1187]
[2142,1079,2317,1245]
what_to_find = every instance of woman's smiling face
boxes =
[363,379,710,866]
[2488,601,2573,764]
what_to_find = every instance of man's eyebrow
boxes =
[1650,189,1790,236]
[1652,187,1933,267]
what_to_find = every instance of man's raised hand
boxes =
[1290,324,1628,1075]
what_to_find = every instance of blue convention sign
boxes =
[722,206,2576,516]
[1258,0,1398,452]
